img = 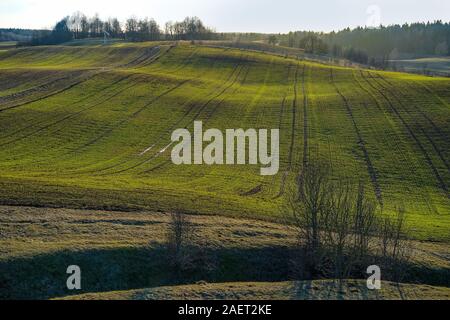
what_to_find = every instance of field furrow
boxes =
[330,68,383,204]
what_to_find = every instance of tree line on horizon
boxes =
[27,12,217,45]
[20,12,450,69]
[278,21,450,68]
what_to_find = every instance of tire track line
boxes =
[112,62,247,175]
[0,74,134,141]
[361,71,448,196]
[59,56,241,176]
[0,71,84,105]
[142,62,252,174]
[330,68,383,204]
[0,69,102,113]
[0,75,138,148]
[276,63,300,197]
[301,64,309,170]
[272,64,293,198]
[374,75,449,172]
[287,63,300,171]
[71,79,191,154]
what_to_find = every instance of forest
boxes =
[278,21,450,67]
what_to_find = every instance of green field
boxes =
[390,56,450,77]
[0,42,449,241]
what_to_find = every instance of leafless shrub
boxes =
[165,211,217,277]
[377,207,412,282]
[166,211,195,273]
[285,162,411,282]
[285,163,332,278]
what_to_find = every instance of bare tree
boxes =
[166,211,195,274]
[377,208,411,282]
[89,13,103,37]
[165,21,174,40]
[285,162,332,277]
[125,16,138,41]
[68,12,83,39]
[148,19,161,41]
[285,163,410,281]
[111,18,122,38]
[80,14,89,38]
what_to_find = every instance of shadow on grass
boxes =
[0,245,448,299]
[0,245,292,300]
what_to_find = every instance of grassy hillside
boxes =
[59,280,450,300]
[1,206,448,300]
[0,42,449,241]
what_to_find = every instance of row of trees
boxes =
[277,21,450,67]
[28,12,216,45]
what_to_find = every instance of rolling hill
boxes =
[58,280,450,300]
[0,42,449,241]
[1,206,448,299]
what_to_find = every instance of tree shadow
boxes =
[1,245,447,300]
[0,245,292,300]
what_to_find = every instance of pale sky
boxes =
[1,0,449,33]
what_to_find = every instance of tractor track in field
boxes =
[44,45,206,172]
[0,74,134,141]
[203,65,250,123]
[273,95,288,197]
[330,68,383,204]
[376,74,448,140]
[142,63,252,174]
[351,70,421,199]
[85,59,243,175]
[287,64,300,172]
[351,70,384,113]
[415,81,450,109]
[0,70,62,93]
[69,79,191,155]
[0,75,138,148]
[135,56,226,156]
[160,47,199,75]
[273,64,293,198]
[370,74,450,173]
[360,71,449,197]
[275,63,301,198]
[301,64,309,171]
[373,75,450,172]
[119,45,170,69]
[56,55,243,176]
[0,71,86,106]
[138,44,192,75]
[0,69,102,113]
[0,45,170,113]
[111,61,248,175]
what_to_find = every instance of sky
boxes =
[1,0,449,33]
